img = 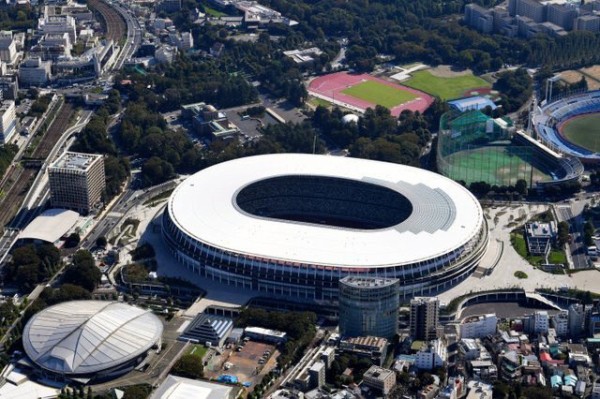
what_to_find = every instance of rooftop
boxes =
[18,208,79,243]
[50,151,102,171]
[340,276,399,288]
[149,374,234,399]
[168,154,484,268]
[23,301,163,376]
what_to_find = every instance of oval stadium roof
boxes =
[168,153,484,268]
[23,301,163,376]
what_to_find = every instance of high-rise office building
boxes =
[410,297,439,341]
[338,276,399,340]
[0,100,16,144]
[48,152,105,214]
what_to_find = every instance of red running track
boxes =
[308,72,434,117]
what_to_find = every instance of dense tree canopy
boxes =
[62,250,101,292]
[4,244,60,292]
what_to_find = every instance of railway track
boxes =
[88,0,126,42]
[0,103,75,228]
[31,103,74,160]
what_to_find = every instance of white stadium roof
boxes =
[19,208,79,243]
[150,375,233,399]
[168,154,484,268]
[23,301,163,376]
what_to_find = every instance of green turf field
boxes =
[341,80,417,108]
[186,344,208,360]
[443,146,551,186]
[403,70,490,100]
[561,114,600,153]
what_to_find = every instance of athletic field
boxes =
[560,113,600,153]
[308,72,433,116]
[443,146,552,186]
[341,80,417,109]
[403,70,490,100]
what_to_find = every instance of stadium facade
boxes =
[533,90,600,163]
[22,301,163,384]
[162,154,488,301]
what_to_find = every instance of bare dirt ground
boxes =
[560,66,600,90]
[204,340,279,392]
[428,65,474,78]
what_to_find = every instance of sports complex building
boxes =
[162,154,488,301]
[533,90,600,163]
[22,301,163,384]
[438,110,583,189]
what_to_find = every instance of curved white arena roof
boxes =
[23,301,163,376]
[168,154,484,268]
[19,209,79,243]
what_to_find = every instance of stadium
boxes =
[22,301,163,384]
[307,71,433,117]
[438,110,583,189]
[533,90,600,163]
[162,154,488,301]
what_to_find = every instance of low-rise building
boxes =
[244,326,287,343]
[525,222,556,255]
[178,313,233,347]
[362,365,396,396]
[339,336,388,366]
[18,57,51,86]
[415,339,447,370]
[460,314,497,339]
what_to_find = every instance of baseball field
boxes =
[560,113,600,153]
[403,70,491,100]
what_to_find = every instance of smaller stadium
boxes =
[438,110,583,189]
[22,301,163,384]
[533,90,600,162]
[308,71,433,116]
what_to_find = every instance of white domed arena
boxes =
[23,301,163,383]
[162,154,488,301]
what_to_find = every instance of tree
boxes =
[62,250,101,291]
[171,354,204,379]
[64,232,80,248]
[95,236,107,248]
[515,179,527,196]
[557,221,570,248]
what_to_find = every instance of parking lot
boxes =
[204,340,278,391]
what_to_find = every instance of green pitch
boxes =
[561,113,600,153]
[341,80,417,109]
[403,70,490,100]
[444,146,551,185]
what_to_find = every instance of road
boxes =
[82,179,181,250]
[556,203,589,269]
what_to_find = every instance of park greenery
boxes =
[0,144,16,178]
[513,271,528,279]
[71,90,129,202]
[3,244,61,292]
[62,250,102,292]
[171,353,204,379]
[0,4,36,31]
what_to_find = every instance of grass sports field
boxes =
[444,146,551,185]
[403,70,490,100]
[341,80,417,109]
[560,113,600,153]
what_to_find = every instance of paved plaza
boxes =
[119,198,600,311]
